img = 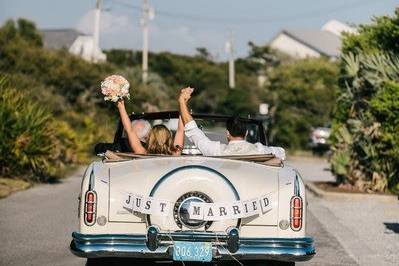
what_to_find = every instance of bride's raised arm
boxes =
[173,116,185,155]
[116,100,147,154]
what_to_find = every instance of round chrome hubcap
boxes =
[174,192,212,229]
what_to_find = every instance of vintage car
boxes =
[70,112,315,265]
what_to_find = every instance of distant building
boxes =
[269,20,356,59]
[40,29,106,62]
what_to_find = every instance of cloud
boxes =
[148,22,226,57]
[75,9,228,58]
[76,9,130,35]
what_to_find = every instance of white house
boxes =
[40,29,106,62]
[269,20,356,59]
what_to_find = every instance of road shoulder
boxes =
[305,191,399,266]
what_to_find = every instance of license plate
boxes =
[173,241,212,262]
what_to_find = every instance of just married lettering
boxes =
[122,192,275,221]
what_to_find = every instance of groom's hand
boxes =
[178,87,194,105]
[178,87,194,125]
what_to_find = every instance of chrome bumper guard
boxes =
[70,231,315,262]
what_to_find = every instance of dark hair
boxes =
[226,117,247,138]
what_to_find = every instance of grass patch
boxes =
[0,177,31,199]
[314,181,395,195]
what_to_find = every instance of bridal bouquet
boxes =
[101,75,130,102]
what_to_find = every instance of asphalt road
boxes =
[0,158,356,266]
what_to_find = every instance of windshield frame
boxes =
[113,111,268,146]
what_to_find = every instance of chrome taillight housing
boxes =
[84,190,97,226]
[290,196,302,231]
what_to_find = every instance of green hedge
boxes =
[0,78,78,181]
[331,9,399,193]
[0,19,115,182]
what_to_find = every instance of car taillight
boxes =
[290,196,302,231]
[84,191,97,226]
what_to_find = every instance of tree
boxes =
[342,8,399,55]
[104,49,141,67]
[195,47,212,60]
[264,58,339,149]
[17,18,42,47]
[331,9,399,193]
[247,41,280,67]
[235,42,284,76]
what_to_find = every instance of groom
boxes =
[178,87,286,160]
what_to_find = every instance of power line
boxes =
[107,0,386,24]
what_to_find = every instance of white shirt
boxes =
[184,120,286,160]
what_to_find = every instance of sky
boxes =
[0,0,398,59]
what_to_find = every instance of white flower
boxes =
[100,75,131,102]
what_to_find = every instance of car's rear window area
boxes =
[123,118,261,145]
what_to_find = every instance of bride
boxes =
[116,100,184,155]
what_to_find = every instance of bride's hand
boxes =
[116,99,125,109]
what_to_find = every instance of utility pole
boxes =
[92,0,101,63]
[141,0,154,83]
[225,31,235,89]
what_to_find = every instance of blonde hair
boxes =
[146,125,176,155]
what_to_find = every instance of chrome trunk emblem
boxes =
[173,192,212,230]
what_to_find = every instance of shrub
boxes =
[0,78,78,181]
[0,19,116,179]
[331,53,399,193]
[331,9,399,193]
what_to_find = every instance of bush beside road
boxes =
[330,10,399,193]
[0,19,115,184]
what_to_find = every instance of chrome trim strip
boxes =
[294,173,300,196]
[70,232,315,262]
[89,168,95,191]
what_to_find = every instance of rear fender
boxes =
[78,162,112,234]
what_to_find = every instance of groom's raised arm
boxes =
[178,88,221,156]
[178,87,194,125]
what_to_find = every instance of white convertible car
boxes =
[70,112,315,265]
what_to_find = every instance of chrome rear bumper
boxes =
[70,231,315,262]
